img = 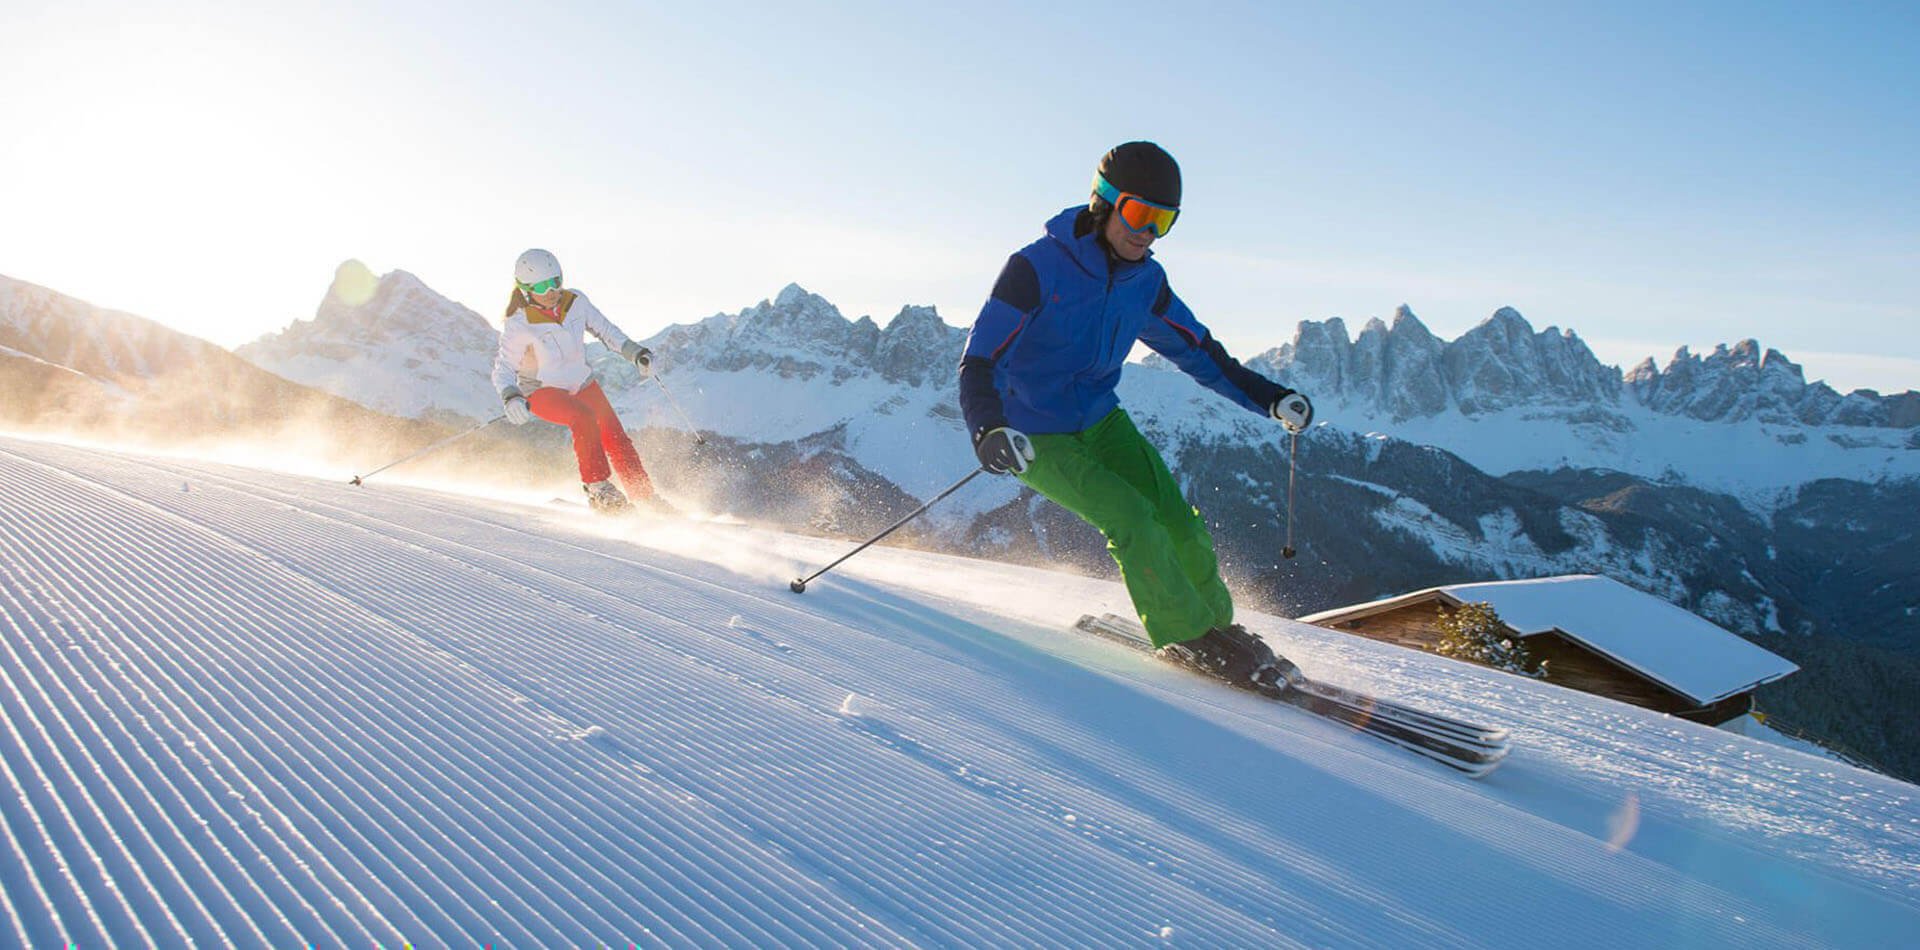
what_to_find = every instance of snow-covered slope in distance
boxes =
[0,273,222,380]
[1313,396,1916,509]
[1,434,1914,946]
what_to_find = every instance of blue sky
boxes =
[3,0,1915,392]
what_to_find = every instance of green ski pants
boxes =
[1017,408,1232,647]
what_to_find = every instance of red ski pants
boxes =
[528,381,654,499]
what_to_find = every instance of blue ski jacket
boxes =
[958,206,1290,438]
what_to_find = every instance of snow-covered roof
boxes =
[1300,574,1799,705]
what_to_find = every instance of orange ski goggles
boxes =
[1093,173,1180,237]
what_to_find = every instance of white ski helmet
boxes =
[514,248,562,288]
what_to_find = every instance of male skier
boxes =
[958,142,1315,689]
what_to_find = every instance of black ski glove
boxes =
[975,426,1035,475]
[1270,390,1313,432]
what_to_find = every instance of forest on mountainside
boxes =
[1753,633,1920,783]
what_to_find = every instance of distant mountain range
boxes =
[1245,303,1918,429]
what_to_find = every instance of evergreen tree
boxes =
[1434,601,1548,679]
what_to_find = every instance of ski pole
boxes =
[350,414,504,486]
[648,374,708,445]
[1281,428,1298,559]
[790,467,985,593]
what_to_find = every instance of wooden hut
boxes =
[1299,575,1798,726]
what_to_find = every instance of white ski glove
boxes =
[503,392,532,426]
[1270,391,1313,433]
[621,341,653,377]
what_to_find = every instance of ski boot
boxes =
[1218,623,1302,693]
[583,479,632,515]
[1160,623,1299,693]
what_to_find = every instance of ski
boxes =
[1073,613,1510,778]
[1292,678,1508,748]
[1078,612,1509,750]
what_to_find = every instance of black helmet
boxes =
[1093,141,1181,209]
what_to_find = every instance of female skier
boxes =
[492,248,660,514]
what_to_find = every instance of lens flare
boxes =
[328,259,379,307]
[1605,791,1641,852]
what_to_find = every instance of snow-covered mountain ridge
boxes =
[1223,307,1917,505]
[1239,304,1619,420]
[1,273,226,381]
[1238,303,1917,429]
[1,434,1914,945]
[236,260,502,421]
[647,282,965,389]
[221,266,1916,503]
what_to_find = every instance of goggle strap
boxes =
[1093,173,1177,236]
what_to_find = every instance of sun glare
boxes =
[329,260,381,308]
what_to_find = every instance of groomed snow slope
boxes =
[0,435,1915,947]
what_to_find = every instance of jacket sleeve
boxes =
[491,321,530,398]
[572,291,633,353]
[1136,278,1290,415]
[957,253,1041,437]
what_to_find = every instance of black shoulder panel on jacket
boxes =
[990,254,1042,314]
[1152,278,1173,317]
[1202,336,1288,409]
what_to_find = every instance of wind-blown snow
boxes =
[1,435,1914,946]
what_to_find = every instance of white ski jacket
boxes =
[490,289,635,397]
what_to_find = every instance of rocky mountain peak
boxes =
[1442,306,1618,414]
[1625,356,1660,385]
[1260,304,1618,420]
[234,262,499,420]
[734,284,858,346]
[247,261,494,354]
[1623,337,1893,426]
[872,305,955,387]
[773,281,816,310]
[649,285,965,387]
